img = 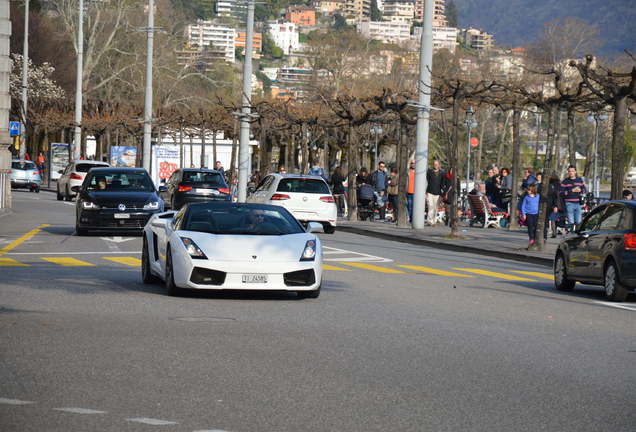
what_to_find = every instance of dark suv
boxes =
[160,169,230,209]
[554,200,636,301]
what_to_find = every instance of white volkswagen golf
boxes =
[248,174,337,234]
[142,202,323,298]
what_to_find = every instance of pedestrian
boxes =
[497,167,512,209]
[215,160,224,174]
[407,161,415,222]
[330,166,346,217]
[308,160,327,180]
[545,175,563,239]
[521,184,540,248]
[387,167,399,222]
[622,189,633,201]
[278,165,287,174]
[356,167,369,185]
[560,165,586,230]
[369,161,388,220]
[521,168,537,190]
[485,165,498,203]
[36,152,46,177]
[426,159,447,226]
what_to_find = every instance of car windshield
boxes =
[182,171,226,188]
[86,171,154,192]
[12,161,36,170]
[76,163,108,173]
[183,204,304,235]
[277,178,330,194]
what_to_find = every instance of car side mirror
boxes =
[71,185,81,193]
[158,186,168,193]
[151,218,167,228]
[306,222,323,233]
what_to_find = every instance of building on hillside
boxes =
[285,5,317,26]
[270,67,315,100]
[312,0,344,15]
[382,0,415,24]
[186,21,236,63]
[487,49,526,80]
[235,31,263,59]
[412,25,458,53]
[461,28,495,51]
[357,21,411,44]
[344,0,371,19]
[414,0,447,26]
[215,0,235,17]
[268,22,300,55]
[176,45,230,71]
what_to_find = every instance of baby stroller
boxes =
[357,183,377,221]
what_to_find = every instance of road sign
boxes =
[9,121,21,137]
[470,137,479,148]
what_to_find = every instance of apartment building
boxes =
[461,28,495,51]
[357,21,411,44]
[235,31,263,59]
[344,0,371,19]
[186,21,236,63]
[215,0,235,17]
[286,5,317,26]
[268,22,300,55]
[412,25,458,53]
[414,0,447,26]
[382,0,415,23]
[176,45,229,72]
[312,0,344,14]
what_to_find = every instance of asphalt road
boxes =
[1,189,635,432]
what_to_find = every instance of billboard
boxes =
[110,146,137,167]
[152,145,180,185]
[49,143,69,180]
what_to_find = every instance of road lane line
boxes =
[42,257,95,266]
[53,407,107,414]
[340,262,405,274]
[323,264,351,271]
[452,268,537,281]
[0,398,34,405]
[0,257,28,266]
[126,417,178,425]
[593,301,636,312]
[511,270,554,280]
[0,224,50,257]
[398,265,474,278]
[7,251,141,255]
[103,257,141,266]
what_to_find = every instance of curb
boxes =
[337,225,554,267]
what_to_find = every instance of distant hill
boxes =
[452,0,636,56]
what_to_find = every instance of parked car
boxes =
[142,202,323,298]
[57,160,110,201]
[247,174,337,234]
[160,168,230,210]
[626,167,636,186]
[10,159,41,192]
[554,200,636,301]
[74,167,164,235]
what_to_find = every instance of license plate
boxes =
[114,213,130,219]
[242,274,268,284]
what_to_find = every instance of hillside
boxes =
[453,0,636,56]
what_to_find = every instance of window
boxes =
[598,205,624,231]
[277,178,330,194]
[11,161,36,170]
[86,171,154,192]
[75,163,108,173]
[183,204,303,235]
[579,206,605,232]
[181,171,226,187]
[255,176,274,192]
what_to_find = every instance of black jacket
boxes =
[331,172,346,195]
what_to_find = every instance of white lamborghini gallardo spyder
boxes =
[141,202,323,298]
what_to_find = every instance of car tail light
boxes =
[178,185,192,192]
[218,187,230,194]
[70,173,83,180]
[320,195,335,203]
[271,194,290,200]
[624,233,636,251]
[33,170,40,175]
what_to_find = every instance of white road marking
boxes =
[62,202,74,206]
[6,251,141,255]
[322,246,392,263]
[126,417,178,425]
[193,429,230,432]
[0,398,34,405]
[101,236,136,244]
[593,301,636,312]
[53,407,107,414]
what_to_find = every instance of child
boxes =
[521,184,540,248]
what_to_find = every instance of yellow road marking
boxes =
[0,224,50,257]
[511,270,553,280]
[323,264,351,271]
[42,257,94,267]
[103,257,141,267]
[0,257,28,266]
[340,262,405,274]
[453,268,537,281]
[398,265,475,278]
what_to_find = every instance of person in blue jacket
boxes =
[521,184,540,248]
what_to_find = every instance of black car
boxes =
[160,168,230,209]
[554,200,636,301]
[74,167,164,235]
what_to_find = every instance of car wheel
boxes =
[141,237,158,284]
[604,260,629,302]
[75,224,87,236]
[56,186,63,201]
[554,252,575,291]
[64,185,71,201]
[322,223,335,234]
[34,186,40,193]
[165,249,181,296]
[298,283,321,299]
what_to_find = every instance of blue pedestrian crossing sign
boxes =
[9,121,21,137]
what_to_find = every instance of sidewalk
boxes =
[337,218,557,266]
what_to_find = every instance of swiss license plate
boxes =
[242,274,268,284]
[114,213,130,219]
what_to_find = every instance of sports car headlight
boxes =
[81,201,100,210]
[300,240,316,261]
[143,201,160,210]
[180,237,207,259]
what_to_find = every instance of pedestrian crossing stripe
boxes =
[0,257,28,266]
[452,268,537,281]
[323,264,351,271]
[340,262,406,274]
[397,265,474,278]
[103,257,141,267]
[42,257,94,266]
[510,270,553,280]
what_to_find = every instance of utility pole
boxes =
[0,0,13,209]
[73,0,84,160]
[19,0,28,160]
[412,0,434,229]
[237,0,255,202]
[142,0,154,171]
[587,112,608,197]
[464,106,477,195]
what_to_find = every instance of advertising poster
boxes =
[110,146,137,167]
[49,143,69,180]
[152,145,180,186]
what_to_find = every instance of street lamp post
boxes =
[237,0,255,203]
[73,0,84,160]
[587,112,608,198]
[141,0,155,172]
[464,106,477,195]
[19,0,28,161]
[370,125,383,166]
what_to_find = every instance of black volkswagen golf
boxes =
[554,200,636,302]
[74,167,164,235]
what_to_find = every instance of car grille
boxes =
[98,214,150,229]
[190,267,226,285]
[283,269,316,286]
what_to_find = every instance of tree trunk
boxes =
[397,118,409,228]
[533,113,542,170]
[535,106,558,251]
[301,124,309,174]
[346,125,358,221]
[554,110,562,170]
[610,97,627,200]
[212,129,217,168]
[286,136,293,173]
[567,109,577,168]
[179,124,184,168]
[509,108,521,230]
[496,111,511,168]
[475,112,486,179]
[449,98,460,236]
[189,133,194,168]
[200,127,206,168]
